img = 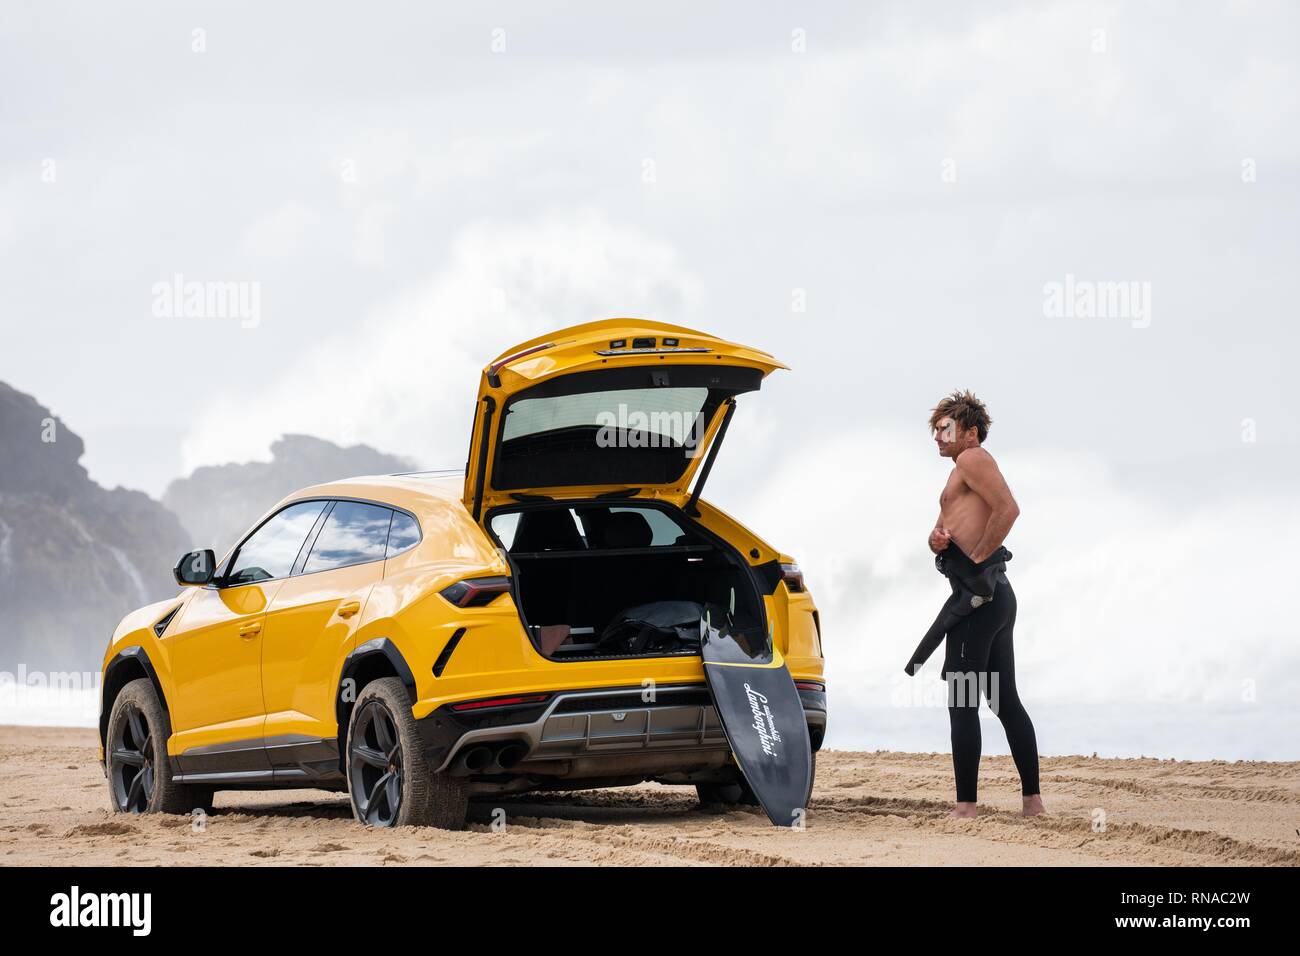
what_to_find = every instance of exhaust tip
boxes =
[494,742,528,770]
[459,745,493,773]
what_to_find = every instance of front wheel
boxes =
[105,678,209,815]
[345,677,468,829]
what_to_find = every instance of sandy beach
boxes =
[1,726,1296,866]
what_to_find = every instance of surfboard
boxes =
[701,618,813,828]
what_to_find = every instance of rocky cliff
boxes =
[163,434,416,553]
[0,383,420,674]
[0,382,189,672]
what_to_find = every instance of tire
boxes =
[346,677,468,829]
[105,678,210,815]
[697,751,817,808]
[806,749,817,808]
[696,777,761,807]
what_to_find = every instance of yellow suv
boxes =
[99,320,826,828]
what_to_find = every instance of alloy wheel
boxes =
[110,703,154,813]
[349,700,404,827]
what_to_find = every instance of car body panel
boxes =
[164,581,278,757]
[260,560,382,744]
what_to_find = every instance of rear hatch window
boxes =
[491,366,759,491]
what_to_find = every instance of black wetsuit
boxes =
[909,543,1040,803]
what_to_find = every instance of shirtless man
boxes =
[928,390,1043,819]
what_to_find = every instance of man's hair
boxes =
[929,389,992,444]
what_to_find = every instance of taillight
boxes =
[794,680,825,692]
[440,576,511,608]
[780,562,805,593]
[450,693,550,712]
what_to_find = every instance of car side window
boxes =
[609,506,686,546]
[386,511,421,556]
[302,501,392,574]
[226,501,329,585]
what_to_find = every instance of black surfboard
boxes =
[701,616,813,828]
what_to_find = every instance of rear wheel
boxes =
[346,677,468,829]
[105,679,209,815]
[696,777,761,807]
[697,751,817,808]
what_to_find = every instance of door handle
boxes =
[238,622,262,640]
[338,601,361,619]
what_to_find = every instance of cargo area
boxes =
[488,502,767,660]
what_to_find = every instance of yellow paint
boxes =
[260,560,383,743]
[704,649,788,670]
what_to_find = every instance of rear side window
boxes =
[607,507,684,546]
[303,501,392,573]
[386,511,421,556]
[489,512,522,550]
[227,501,328,584]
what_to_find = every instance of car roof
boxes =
[276,471,466,516]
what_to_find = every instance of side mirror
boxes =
[174,549,217,586]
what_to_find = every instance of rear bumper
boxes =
[417,683,827,774]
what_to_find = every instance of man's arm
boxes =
[957,448,1020,562]
[928,515,951,554]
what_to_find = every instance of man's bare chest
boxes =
[940,470,969,509]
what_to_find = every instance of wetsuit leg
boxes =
[982,585,1040,796]
[944,581,1019,803]
[946,681,982,803]
[945,613,999,803]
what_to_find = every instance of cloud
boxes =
[241,202,322,259]
[179,209,703,472]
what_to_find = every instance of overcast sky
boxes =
[2,1,1297,756]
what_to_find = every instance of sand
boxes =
[1,726,1296,866]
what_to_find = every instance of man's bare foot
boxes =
[1022,794,1045,817]
[948,802,978,819]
